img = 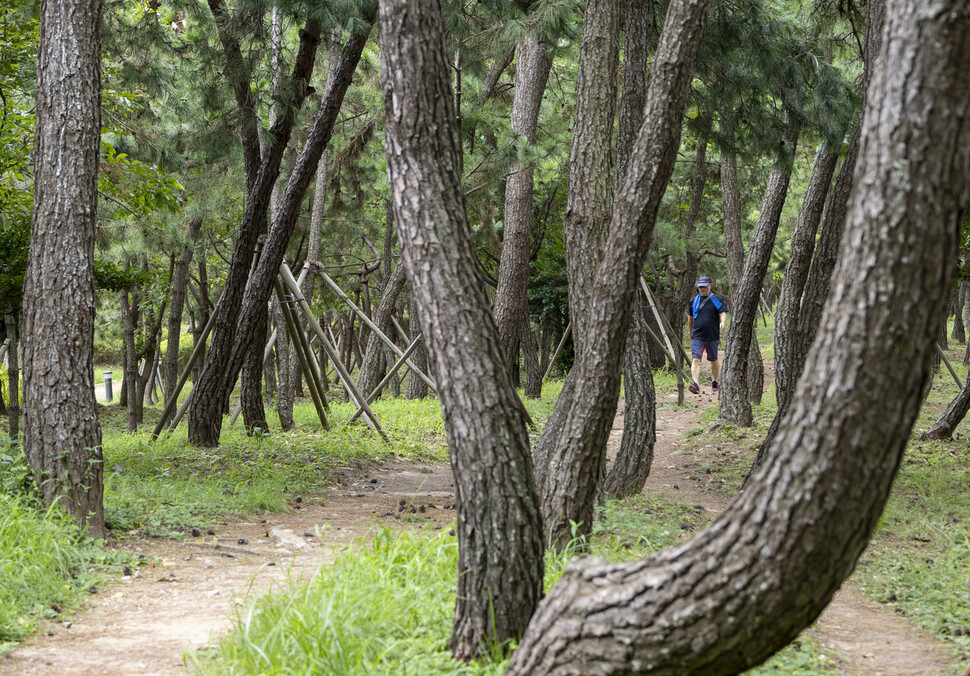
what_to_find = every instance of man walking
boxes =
[686,276,727,394]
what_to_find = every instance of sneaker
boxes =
[712,380,719,392]
[688,382,700,394]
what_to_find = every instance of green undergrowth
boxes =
[99,380,562,538]
[851,356,970,666]
[193,489,711,675]
[0,485,126,655]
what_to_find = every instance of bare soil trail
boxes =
[1,388,958,675]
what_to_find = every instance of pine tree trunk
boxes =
[508,4,970,671]
[22,0,104,537]
[521,309,543,399]
[922,375,970,440]
[120,289,140,432]
[188,11,323,447]
[494,31,554,380]
[951,284,966,343]
[163,217,202,405]
[605,305,656,497]
[379,0,544,658]
[774,141,840,413]
[190,22,369,446]
[607,0,656,496]
[242,304,270,433]
[406,296,430,399]
[533,0,710,547]
[562,0,622,358]
[275,309,294,431]
[719,111,800,426]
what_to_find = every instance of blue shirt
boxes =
[688,293,727,342]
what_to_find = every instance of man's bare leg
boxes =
[711,358,720,382]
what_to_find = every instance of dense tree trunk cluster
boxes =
[509,3,970,671]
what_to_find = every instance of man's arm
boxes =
[719,311,727,332]
[687,315,693,337]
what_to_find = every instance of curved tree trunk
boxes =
[508,4,970,671]
[22,0,104,537]
[533,0,711,547]
[605,305,656,497]
[493,31,554,381]
[608,0,656,497]
[163,217,202,405]
[379,0,543,658]
[719,111,800,425]
[533,0,622,527]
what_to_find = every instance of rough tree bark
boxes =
[163,217,202,405]
[773,139,840,414]
[493,30,554,385]
[406,294,430,399]
[752,0,885,472]
[533,0,711,547]
[379,0,544,658]
[508,3,970,672]
[561,0,622,358]
[191,20,371,447]
[120,287,140,431]
[719,110,800,425]
[22,0,104,536]
[188,9,323,446]
[606,0,657,498]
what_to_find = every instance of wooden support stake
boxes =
[280,264,389,443]
[543,323,572,381]
[317,269,438,392]
[275,279,330,430]
[937,342,964,389]
[151,290,224,441]
[348,335,423,424]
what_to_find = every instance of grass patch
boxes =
[0,490,124,654]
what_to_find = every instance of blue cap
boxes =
[697,276,712,287]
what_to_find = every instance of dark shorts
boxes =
[691,339,719,362]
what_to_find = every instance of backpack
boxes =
[692,293,724,319]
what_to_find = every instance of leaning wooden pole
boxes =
[275,279,330,430]
[279,264,389,442]
[348,335,423,424]
[937,342,964,389]
[151,291,223,441]
[543,322,572,381]
[316,269,438,392]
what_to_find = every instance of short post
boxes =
[103,371,113,403]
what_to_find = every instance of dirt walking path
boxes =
[1,391,958,675]
[0,462,458,675]
[623,390,956,675]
